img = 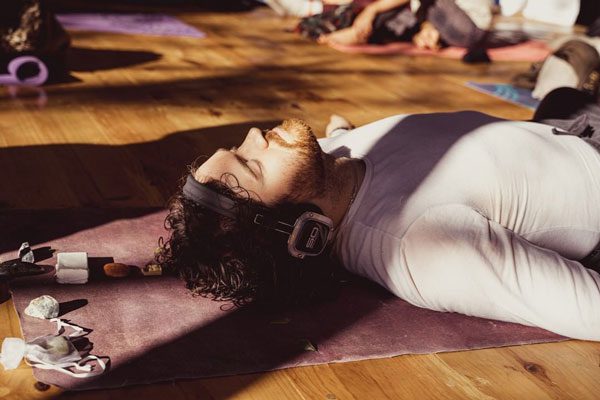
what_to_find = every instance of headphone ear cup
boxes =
[249,205,333,259]
[287,212,334,259]
[292,219,329,254]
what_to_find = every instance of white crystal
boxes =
[18,242,34,263]
[24,295,59,319]
[0,337,26,370]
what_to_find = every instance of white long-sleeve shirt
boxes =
[319,111,600,340]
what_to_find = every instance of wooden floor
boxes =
[1,5,599,399]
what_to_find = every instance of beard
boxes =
[268,119,329,203]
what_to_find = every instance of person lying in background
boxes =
[156,86,600,342]
[512,36,600,100]
[297,0,494,51]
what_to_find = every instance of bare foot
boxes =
[326,114,354,137]
[413,22,441,50]
[318,27,366,46]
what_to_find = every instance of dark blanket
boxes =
[1,209,563,391]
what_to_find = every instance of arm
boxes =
[399,204,600,341]
[318,0,410,45]
[352,0,410,39]
[362,0,411,14]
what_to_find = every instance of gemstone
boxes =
[24,295,59,319]
[103,263,131,278]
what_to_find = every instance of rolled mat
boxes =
[0,209,563,391]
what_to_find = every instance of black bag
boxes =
[1,0,70,83]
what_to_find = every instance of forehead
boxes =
[194,150,246,184]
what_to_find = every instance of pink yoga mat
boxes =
[56,13,206,38]
[328,40,550,62]
[1,209,564,391]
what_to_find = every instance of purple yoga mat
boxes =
[1,209,564,391]
[56,13,206,38]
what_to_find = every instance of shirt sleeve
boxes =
[399,204,600,340]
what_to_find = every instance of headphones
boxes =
[182,174,334,259]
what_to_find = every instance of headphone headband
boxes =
[182,174,237,219]
[181,174,333,258]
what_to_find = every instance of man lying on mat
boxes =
[156,87,600,341]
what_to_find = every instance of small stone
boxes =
[103,263,131,278]
[34,381,50,391]
[300,339,318,352]
[24,295,59,319]
[45,336,71,356]
[18,242,34,263]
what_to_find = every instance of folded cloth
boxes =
[55,252,88,284]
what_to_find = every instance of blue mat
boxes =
[466,82,540,110]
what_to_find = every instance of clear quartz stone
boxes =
[24,295,59,319]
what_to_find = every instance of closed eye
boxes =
[229,147,262,180]
[248,159,263,177]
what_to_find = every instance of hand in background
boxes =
[318,6,376,46]
[413,21,440,50]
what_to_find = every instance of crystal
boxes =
[18,242,34,263]
[103,263,130,278]
[24,295,59,319]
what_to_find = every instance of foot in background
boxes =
[326,114,354,137]
[319,26,366,45]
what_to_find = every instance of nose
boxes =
[244,127,268,150]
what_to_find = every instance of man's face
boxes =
[194,119,326,205]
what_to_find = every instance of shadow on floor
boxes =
[0,120,279,254]
[67,47,162,72]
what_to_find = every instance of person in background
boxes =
[297,0,493,50]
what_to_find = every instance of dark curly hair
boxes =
[155,174,342,308]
